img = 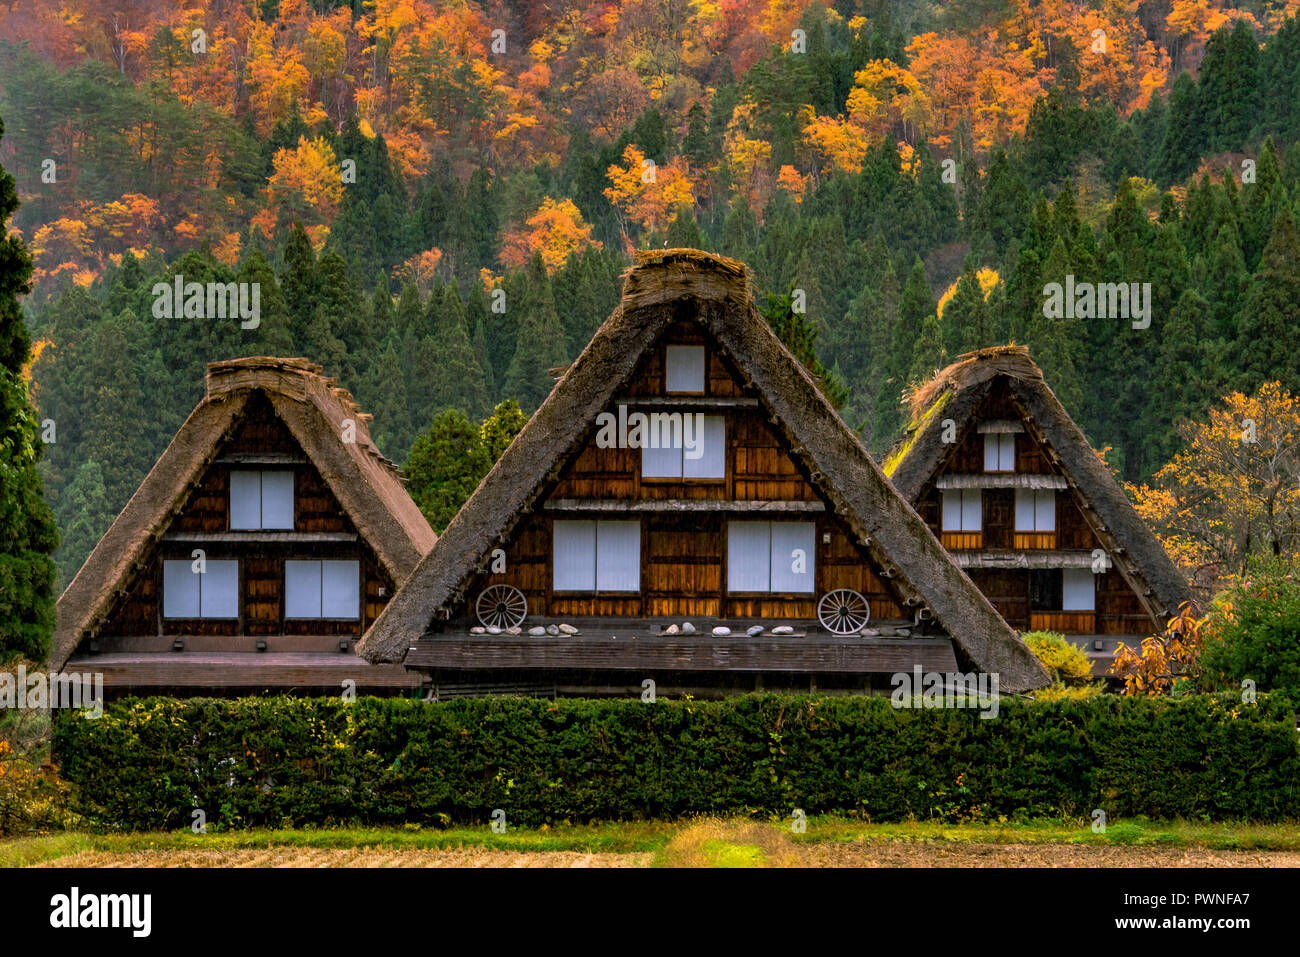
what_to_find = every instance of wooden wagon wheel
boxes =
[476,585,528,629]
[818,589,870,635]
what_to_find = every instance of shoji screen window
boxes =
[553,520,641,592]
[983,433,1016,472]
[726,522,815,593]
[940,489,982,548]
[284,560,361,618]
[230,471,294,530]
[665,345,705,394]
[1062,568,1096,612]
[163,560,239,618]
[641,415,725,479]
[1014,489,1056,548]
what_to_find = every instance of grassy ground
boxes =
[4,817,1300,868]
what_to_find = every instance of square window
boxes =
[1015,489,1056,532]
[1063,568,1096,611]
[983,433,1015,472]
[727,521,816,592]
[163,559,238,618]
[640,415,725,479]
[229,470,296,530]
[321,560,360,618]
[665,345,705,393]
[941,489,982,531]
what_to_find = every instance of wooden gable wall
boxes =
[450,320,911,626]
[88,393,395,653]
[913,381,1151,636]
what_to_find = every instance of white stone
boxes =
[486,626,502,635]
[470,626,486,635]
[662,624,679,635]
[861,628,879,637]
[712,626,731,636]
[746,625,764,636]
[528,626,547,636]
[505,626,522,635]
[546,624,560,636]
[681,622,696,634]
[771,625,794,635]
[558,623,578,635]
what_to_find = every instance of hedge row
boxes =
[52,693,1300,829]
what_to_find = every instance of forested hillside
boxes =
[5,0,1300,585]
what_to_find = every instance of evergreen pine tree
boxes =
[504,254,568,412]
[1233,207,1300,394]
[0,123,58,658]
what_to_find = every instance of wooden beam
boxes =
[404,635,959,674]
[542,499,825,513]
[162,531,359,543]
[214,452,309,464]
[611,396,761,409]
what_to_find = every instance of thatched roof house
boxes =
[51,357,435,694]
[884,345,1193,670]
[361,250,1048,695]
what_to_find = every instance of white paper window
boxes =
[684,415,725,479]
[727,522,771,592]
[1062,568,1096,611]
[595,521,640,591]
[641,415,725,479]
[728,522,816,592]
[665,345,705,393]
[1015,489,1056,532]
[983,433,1015,472]
[941,489,982,531]
[284,561,322,618]
[553,521,640,591]
[285,559,360,618]
[321,561,361,618]
[163,559,239,618]
[770,522,816,593]
[229,470,295,530]
[553,521,597,590]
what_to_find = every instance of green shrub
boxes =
[50,693,1300,830]
[1022,630,1103,700]
[1202,558,1300,695]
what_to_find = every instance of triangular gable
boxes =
[50,357,437,671]
[359,250,1048,692]
[884,345,1193,624]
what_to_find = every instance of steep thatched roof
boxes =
[884,345,1193,623]
[359,250,1048,692]
[50,357,437,671]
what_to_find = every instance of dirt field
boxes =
[34,841,1300,868]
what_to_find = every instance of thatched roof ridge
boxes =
[358,250,1048,692]
[884,346,1192,623]
[50,356,436,671]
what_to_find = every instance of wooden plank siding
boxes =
[921,380,1162,637]
[450,319,910,629]
[89,392,396,649]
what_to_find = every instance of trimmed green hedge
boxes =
[51,693,1300,829]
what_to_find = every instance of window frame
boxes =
[664,344,706,395]
[228,469,296,531]
[639,414,726,482]
[941,489,983,532]
[162,558,240,619]
[551,519,642,594]
[983,433,1016,473]
[726,520,816,595]
[283,558,362,620]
